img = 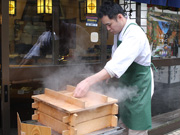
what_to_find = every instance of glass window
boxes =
[141,18,147,25]
[7,0,105,131]
[120,0,136,20]
[141,10,147,18]
[9,0,103,66]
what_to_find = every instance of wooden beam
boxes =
[69,114,78,127]
[66,85,108,103]
[32,101,118,126]
[73,115,117,135]
[32,88,118,113]
[21,122,51,135]
[45,88,86,108]
[34,110,117,135]
[66,85,76,91]
[32,114,38,120]
[37,111,69,134]
[33,101,69,122]
[32,88,86,109]
[32,102,39,108]
[18,112,51,135]
[86,91,108,103]
[112,104,118,114]
[69,104,118,126]
[17,113,21,135]
[111,115,118,127]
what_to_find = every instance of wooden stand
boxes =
[17,113,51,135]
[31,85,118,135]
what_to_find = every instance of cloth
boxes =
[119,62,152,130]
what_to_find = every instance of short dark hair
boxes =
[98,1,125,19]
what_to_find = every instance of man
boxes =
[73,1,154,135]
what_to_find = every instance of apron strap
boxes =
[151,62,157,72]
[117,23,137,47]
[123,23,137,35]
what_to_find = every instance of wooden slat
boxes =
[112,104,118,115]
[32,97,82,113]
[69,114,78,126]
[17,113,21,135]
[111,115,118,127]
[69,127,77,135]
[86,91,108,103]
[62,130,69,135]
[32,102,39,108]
[18,112,51,135]
[32,114,38,120]
[21,123,51,135]
[37,111,69,134]
[62,116,70,123]
[34,110,117,135]
[74,115,117,135]
[65,85,108,103]
[32,88,85,109]
[32,87,118,113]
[69,104,118,126]
[66,85,76,92]
[32,102,118,126]
[36,102,69,123]
[45,88,86,108]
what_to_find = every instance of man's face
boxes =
[101,14,124,35]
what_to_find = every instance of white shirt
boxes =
[104,19,151,78]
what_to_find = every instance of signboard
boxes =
[147,11,179,58]
[86,16,98,27]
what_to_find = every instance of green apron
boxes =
[118,23,152,130]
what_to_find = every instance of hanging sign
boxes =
[86,16,98,27]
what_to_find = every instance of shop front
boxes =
[1,0,112,134]
[1,0,180,135]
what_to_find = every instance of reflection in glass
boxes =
[9,0,102,66]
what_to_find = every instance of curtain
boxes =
[130,0,180,8]
[131,0,150,4]
[151,0,167,6]
[168,0,180,8]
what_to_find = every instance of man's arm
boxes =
[73,69,111,97]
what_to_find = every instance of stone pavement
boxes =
[165,128,180,135]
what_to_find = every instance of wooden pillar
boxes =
[100,22,108,67]
[52,0,60,65]
[1,0,10,135]
[136,2,141,26]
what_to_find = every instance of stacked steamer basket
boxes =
[32,85,118,135]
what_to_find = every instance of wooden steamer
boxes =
[31,85,118,135]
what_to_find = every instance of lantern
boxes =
[9,0,16,15]
[37,0,52,14]
[86,0,97,14]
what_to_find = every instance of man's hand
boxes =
[73,79,90,98]
[73,69,111,98]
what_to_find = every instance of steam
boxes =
[42,64,95,91]
[91,82,139,103]
[42,23,95,90]
[41,23,138,102]
[42,64,138,103]
[105,86,138,103]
